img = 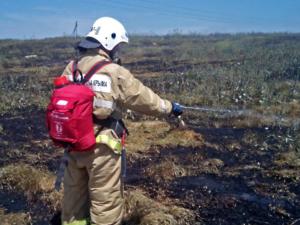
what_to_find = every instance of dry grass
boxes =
[142,156,225,183]
[0,163,62,211]
[275,151,300,167]
[0,163,55,194]
[273,151,300,180]
[255,99,300,119]
[124,189,196,225]
[144,160,187,183]
[0,208,30,225]
[201,158,225,174]
[271,169,300,181]
[126,120,204,153]
[156,128,204,148]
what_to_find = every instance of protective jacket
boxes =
[62,50,172,153]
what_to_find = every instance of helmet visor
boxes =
[77,37,101,49]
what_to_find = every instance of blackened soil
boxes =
[0,106,61,170]
[0,189,53,224]
[1,108,300,224]
[0,108,61,224]
[126,126,300,225]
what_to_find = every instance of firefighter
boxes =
[61,17,183,225]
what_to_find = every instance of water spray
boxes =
[179,104,300,128]
[181,105,233,114]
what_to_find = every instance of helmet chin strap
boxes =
[109,45,122,65]
[97,42,123,65]
[113,57,122,65]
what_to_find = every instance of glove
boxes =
[171,102,183,117]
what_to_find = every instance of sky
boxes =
[0,0,299,39]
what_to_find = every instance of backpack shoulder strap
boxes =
[81,60,112,84]
[71,60,85,83]
[71,60,77,75]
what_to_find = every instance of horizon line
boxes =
[1,31,300,41]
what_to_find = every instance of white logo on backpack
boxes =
[57,100,68,106]
[55,123,63,135]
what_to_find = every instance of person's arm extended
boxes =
[116,66,172,117]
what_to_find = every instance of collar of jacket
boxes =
[79,48,111,61]
[98,49,111,60]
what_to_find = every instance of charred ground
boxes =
[0,33,300,224]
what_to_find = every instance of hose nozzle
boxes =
[177,115,186,128]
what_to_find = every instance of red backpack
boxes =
[46,60,111,151]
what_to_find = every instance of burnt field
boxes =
[127,125,300,225]
[1,33,300,224]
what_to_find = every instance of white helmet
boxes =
[78,17,129,51]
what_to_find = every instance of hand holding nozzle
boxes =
[171,102,183,117]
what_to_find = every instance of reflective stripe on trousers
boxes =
[96,134,122,154]
[63,219,89,225]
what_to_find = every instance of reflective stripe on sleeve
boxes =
[160,99,167,113]
[96,134,122,154]
[93,99,115,109]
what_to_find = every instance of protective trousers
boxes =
[62,144,123,225]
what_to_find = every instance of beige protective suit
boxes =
[61,50,172,225]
